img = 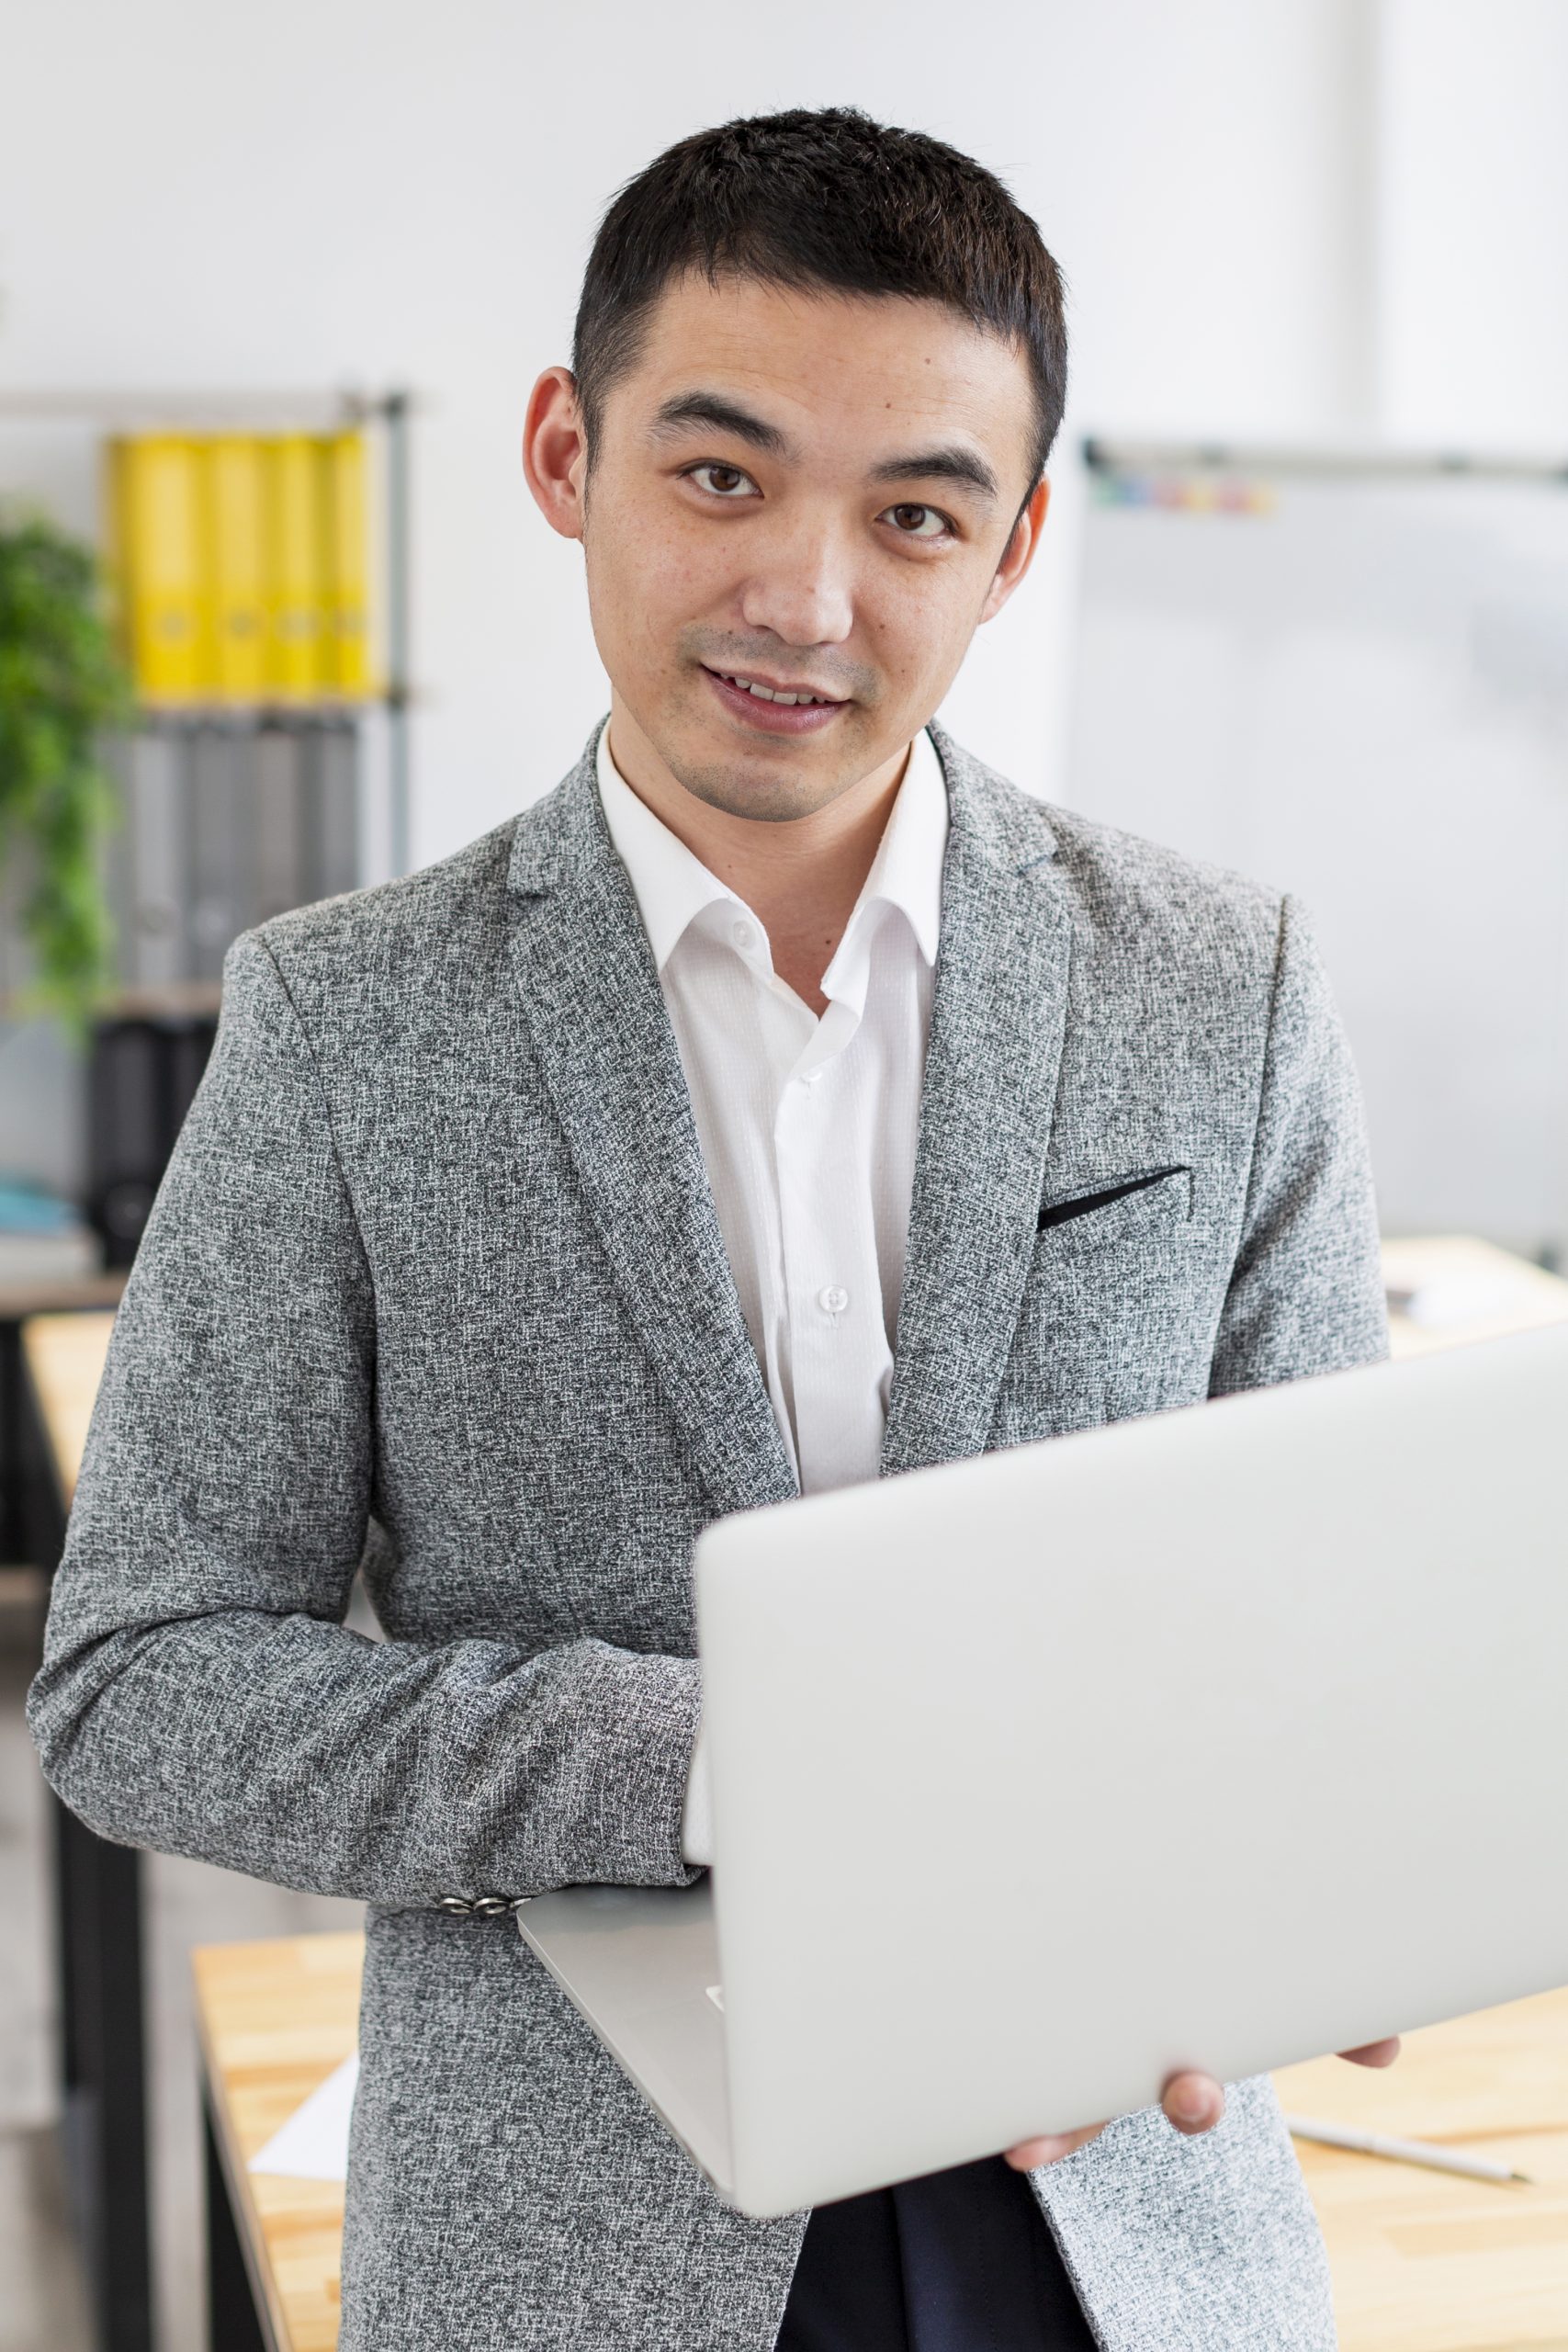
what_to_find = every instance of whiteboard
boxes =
[1066,447,1568,1262]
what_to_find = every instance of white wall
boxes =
[1,0,1379,865]
[1376,0,1568,448]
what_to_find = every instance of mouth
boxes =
[700,663,850,737]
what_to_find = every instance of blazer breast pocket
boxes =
[999,1159,1208,1442]
[1034,1162,1193,1253]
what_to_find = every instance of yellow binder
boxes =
[204,435,267,700]
[264,434,327,697]
[321,429,374,697]
[107,435,204,703]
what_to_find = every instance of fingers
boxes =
[1006,2046,1395,2175]
[1003,2122,1107,2170]
[1161,2071,1225,2135]
[1005,2069,1228,2172]
[1337,2036,1402,2067]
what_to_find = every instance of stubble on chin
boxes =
[649,659,888,823]
[656,746,854,825]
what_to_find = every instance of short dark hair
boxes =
[573,107,1068,493]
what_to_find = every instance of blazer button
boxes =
[435,1895,473,1917]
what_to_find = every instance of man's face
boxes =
[545,274,1044,821]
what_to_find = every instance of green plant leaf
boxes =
[0,504,131,1032]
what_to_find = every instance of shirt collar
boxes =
[596,726,736,974]
[596,721,948,978]
[848,725,946,968]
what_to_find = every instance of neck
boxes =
[604,690,911,1013]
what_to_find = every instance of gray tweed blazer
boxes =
[30,722,1385,2351]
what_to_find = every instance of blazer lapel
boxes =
[505,743,797,1519]
[882,728,1074,1475]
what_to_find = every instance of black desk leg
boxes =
[14,1315,155,2352]
[0,1320,28,1564]
[203,2096,269,2352]
[51,1791,153,2352]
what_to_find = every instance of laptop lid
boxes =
[694,1326,1568,2215]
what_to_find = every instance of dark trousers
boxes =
[775,2156,1100,2352]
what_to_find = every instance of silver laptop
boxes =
[517,1323,1568,2218]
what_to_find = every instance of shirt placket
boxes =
[772,951,888,1493]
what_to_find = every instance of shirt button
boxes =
[731,921,755,951]
[818,1284,850,1315]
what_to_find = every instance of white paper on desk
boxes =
[248,2051,358,2181]
[1400,1272,1542,1329]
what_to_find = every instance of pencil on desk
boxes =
[1283,2113,1532,2185]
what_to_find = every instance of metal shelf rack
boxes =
[0,384,415,877]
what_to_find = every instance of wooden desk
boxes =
[19,1307,120,1499]
[0,1276,120,1572]
[1382,1234,1568,1361]
[193,1932,1568,2352]
[1279,1993,1568,2350]
[192,1936,362,2352]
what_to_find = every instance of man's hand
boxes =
[1002,2036,1403,2170]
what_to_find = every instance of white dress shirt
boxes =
[596,723,949,1860]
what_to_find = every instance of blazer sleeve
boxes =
[1207,893,1389,1395]
[27,932,701,1908]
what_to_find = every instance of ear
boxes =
[978,476,1051,625]
[523,367,589,543]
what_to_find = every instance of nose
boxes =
[737,513,854,650]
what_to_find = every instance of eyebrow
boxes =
[649,392,792,457]
[869,446,999,502]
[649,390,1001,504]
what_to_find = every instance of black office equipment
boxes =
[85,1010,217,1265]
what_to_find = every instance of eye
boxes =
[882,502,953,541]
[686,461,760,500]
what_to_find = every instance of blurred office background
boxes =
[2,2,1566,2346]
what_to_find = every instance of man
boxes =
[31,108,1396,2350]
